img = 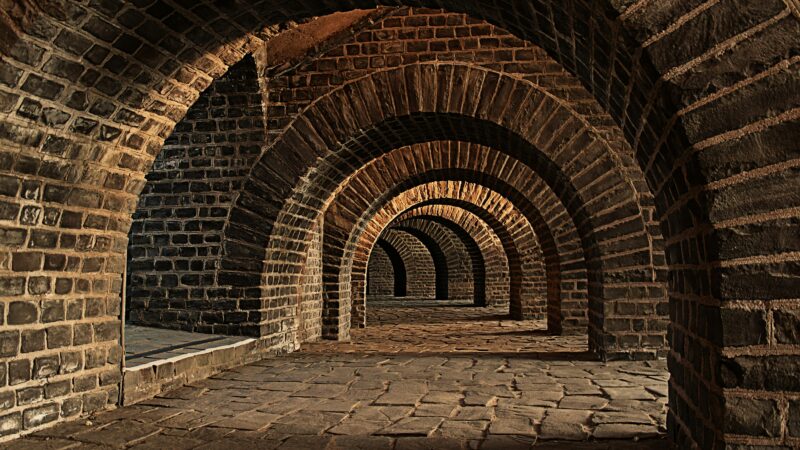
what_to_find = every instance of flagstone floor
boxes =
[3,299,670,449]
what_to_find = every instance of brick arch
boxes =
[392,217,482,305]
[338,178,566,340]
[369,238,406,298]
[395,210,510,309]
[226,64,666,352]
[225,61,661,292]
[378,228,438,300]
[319,141,601,335]
[1,1,796,445]
[355,205,510,328]
[388,226,448,300]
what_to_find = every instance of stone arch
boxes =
[225,63,665,358]
[320,141,595,335]
[378,228,437,300]
[355,204,508,328]
[395,209,509,309]
[341,179,564,338]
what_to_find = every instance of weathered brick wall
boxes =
[125,56,263,334]
[297,216,322,343]
[366,242,395,297]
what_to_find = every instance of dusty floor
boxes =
[3,299,670,449]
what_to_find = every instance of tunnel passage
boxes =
[0,2,797,448]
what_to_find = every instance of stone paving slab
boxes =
[3,303,669,449]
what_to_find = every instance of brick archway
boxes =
[341,179,575,341]
[228,89,666,355]
[394,211,510,310]
[389,226,448,301]
[392,217,485,305]
[357,206,509,328]
[1,1,796,445]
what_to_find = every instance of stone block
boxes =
[22,403,59,429]
[8,360,30,386]
[33,356,60,379]
[720,308,768,346]
[774,309,800,344]
[7,301,38,325]
[0,331,19,357]
[724,396,780,437]
[0,412,21,437]
[21,329,45,353]
[16,387,44,406]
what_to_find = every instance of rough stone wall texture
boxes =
[125,56,263,334]
[0,1,795,447]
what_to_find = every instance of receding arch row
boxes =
[0,2,794,445]
[222,61,668,356]
[375,228,439,300]
[393,216,487,305]
[366,216,486,305]
[395,209,510,309]
[359,205,510,328]
[319,142,573,326]
[320,140,624,338]
[340,179,569,339]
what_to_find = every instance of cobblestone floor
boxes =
[4,300,670,449]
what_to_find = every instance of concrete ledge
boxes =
[122,337,280,405]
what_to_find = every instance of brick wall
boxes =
[394,219,474,301]
[125,55,263,335]
[366,242,395,297]
[297,216,323,343]
[380,229,436,299]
